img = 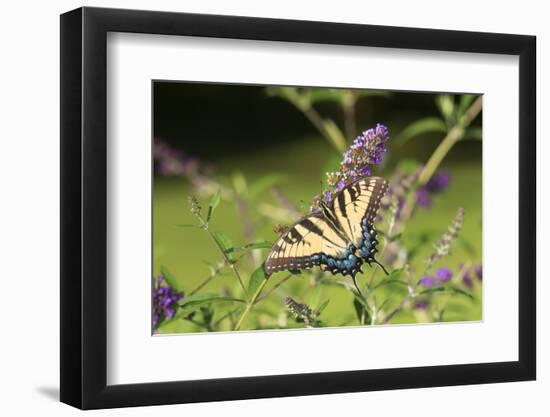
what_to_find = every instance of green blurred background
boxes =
[153,82,482,333]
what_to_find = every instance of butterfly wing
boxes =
[330,176,388,262]
[264,213,361,276]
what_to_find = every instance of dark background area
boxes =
[153,81,482,163]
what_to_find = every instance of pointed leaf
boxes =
[420,286,473,299]
[396,117,447,144]
[244,241,273,250]
[176,293,246,318]
[307,286,323,309]
[316,299,330,315]
[206,189,221,222]
[436,94,455,123]
[213,231,235,261]
[248,264,268,298]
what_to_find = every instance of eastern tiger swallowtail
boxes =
[265,176,389,281]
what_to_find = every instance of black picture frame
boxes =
[60,6,536,410]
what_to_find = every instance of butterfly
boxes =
[264,176,389,282]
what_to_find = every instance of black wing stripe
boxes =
[337,191,347,218]
[300,218,324,237]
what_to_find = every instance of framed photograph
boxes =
[60,6,536,409]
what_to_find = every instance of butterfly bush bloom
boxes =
[154,140,199,177]
[473,264,482,281]
[458,264,481,288]
[427,207,464,268]
[152,275,184,330]
[461,268,473,289]
[414,300,429,310]
[285,297,320,327]
[435,267,453,282]
[322,124,390,205]
[420,275,436,287]
[416,170,451,208]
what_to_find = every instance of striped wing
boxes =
[264,214,357,275]
[330,177,388,246]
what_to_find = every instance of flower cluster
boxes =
[427,207,464,268]
[154,140,199,177]
[284,297,320,327]
[420,267,453,287]
[322,124,390,204]
[379,166,422,220]
[189,196,204,219]
[460,264,482,288]
[416,170,451,208]
[152,275,184,330]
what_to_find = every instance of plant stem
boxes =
[302,106,347,153]
[198,216,248,299]
[381,292,414,324]
[189,262,224,296]
[418,96,482,185]
[399,96,482,224]
[255,274,292,304]
[233,278,269,331]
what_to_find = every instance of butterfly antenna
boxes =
[372,258,390,276]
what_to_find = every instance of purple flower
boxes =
[416,170,452,211]
[154,140,199,177]
[426,170,451,192]
[435,267,453,282]
[414,300,429,310]
[415,188,432,208]
[327,124,390,190]
[420,275,436,287]
[461,269,473,289]
[473,264,482,281]
[152,275,184,330]
[323,190,333,204]
[311,124,391,211]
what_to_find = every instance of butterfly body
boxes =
[265,177,388,278]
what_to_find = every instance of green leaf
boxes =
[244,241,273,250]
[206,189,221,222]
[159,266,181,291]
[396,117,447,144]
[420,286,473,299]
[309,88,345,104]
[306,286,323,309]
[176,293,246,319]
[352,297,370,324]
[316,299,330,315]
[213,231,235,261]
[224,241,273,255]
[176,224,199,228]
[232,172,248,195]
[435,94,455,123]
[372,268,407,291]
[248,264,268,298]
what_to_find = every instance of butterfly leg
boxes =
[371,258,389,276]
[351,274,362,296]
